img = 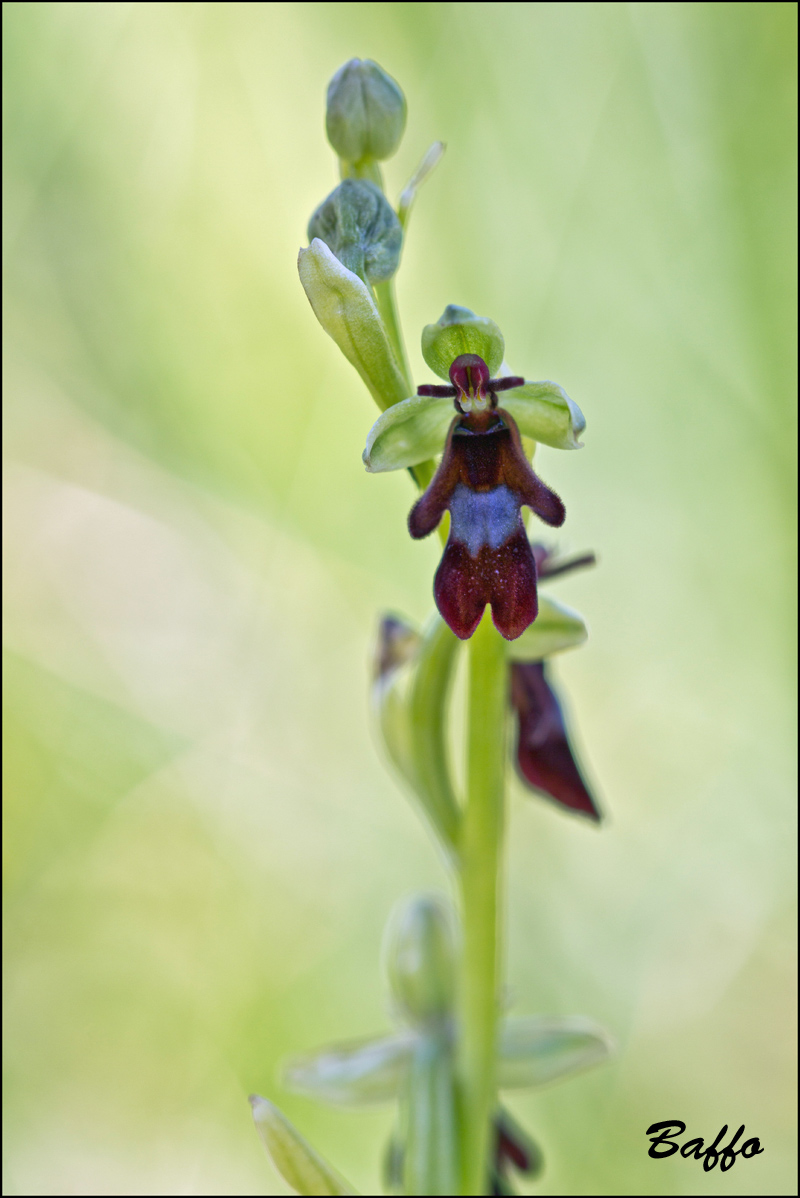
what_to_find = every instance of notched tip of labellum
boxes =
[511,660,601,821]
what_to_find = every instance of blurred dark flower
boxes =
[489,1107,544,1195]
[511,659,600,821]
[510,543,600,820]
[383,1106,543,1196]
[408,354,565,640]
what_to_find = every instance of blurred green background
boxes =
[3,2,796,1194]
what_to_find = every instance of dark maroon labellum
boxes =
[511,660,601,820]
[409,355,565,640]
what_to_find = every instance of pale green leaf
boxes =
[506,594,588,661]
[497,1017,613,1090]
[501,381,586,450]
[297,239,409,411]
[249,1095,357,1195]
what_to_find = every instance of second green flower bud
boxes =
[308,179,403,286]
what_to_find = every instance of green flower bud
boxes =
[326,58,407,163]
[386,895,457,1026]
[308,179,402,286]
[421,305,505,380]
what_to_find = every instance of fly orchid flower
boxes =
[362,306,586,641]
[409,353,565,640]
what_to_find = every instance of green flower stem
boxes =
[341,154,413,401]
[342,154,444,508]
[374,279,411,390]
[457,610,508,1194]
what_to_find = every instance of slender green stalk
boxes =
[374,279,411,389]
[457,610,508,1194]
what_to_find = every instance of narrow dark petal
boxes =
[493,1108,544,1179]
[489,376,525,392]
[417,383,457,397]
[511,662,601,820]
[496,1126,531,1173]
[537,551,597,580]
[408,416,461,538]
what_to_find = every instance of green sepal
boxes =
[249,1095,357,1195]
[363,392,453,473]
[497,1017,613,1090]
[372,614,461,852]
[283,1032,416,1106]
[386,894,457,1025]
[500,381,585,450]
[298,239,409,411]
[307,180,402,286]
[506,595,588,661]
[402,1033,460,1196]
[421,306,505,380]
